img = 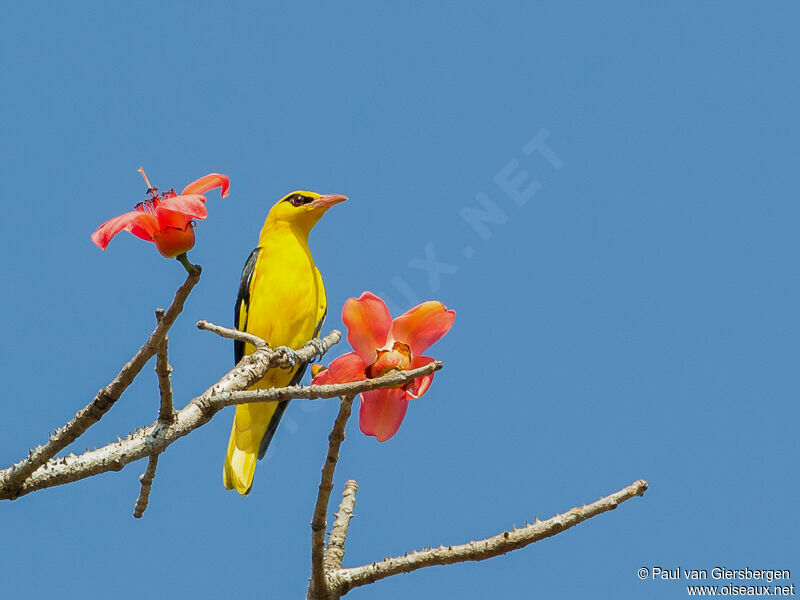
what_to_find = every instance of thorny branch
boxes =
[304,378,647,599]
[0,271,650,598]
[0,266,201,499]
[324,480,358,572]
[217,362,441,406]
[132,309,177,518]
[309,472,647,598]
[329,480,649,597]
[0,325,442,500]
[309,396,354,600]
[155,308,175,425]
[0,325,342,499]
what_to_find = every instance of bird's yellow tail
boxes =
[223,401,280,496]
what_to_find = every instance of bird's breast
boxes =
[245,239,322,351]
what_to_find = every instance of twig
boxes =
[0,267,201,498]
[131,309,176,519]
[197,320,339,366]
[132,455,159,518]
[218,361,441,407]
[197,320,267,350]
[309,396,355,600]
[329,480,649,596]
[155,309,175,424]
[0,330,356,500]
[325,480,358,572]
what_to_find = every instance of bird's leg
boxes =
[273,346,300,367]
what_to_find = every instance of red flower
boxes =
[312,292,455,441]
[91,168,229,258]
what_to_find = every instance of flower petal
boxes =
[390,301,455,355]
[128,224,156,241]
[406,355,435,399]
[181,173,230,198]
[342,292,392,364]
[91,211,159,249]
[154,194,207,232]
[359,388,409,442]
[311,352,368,385]
[157,193,208,219]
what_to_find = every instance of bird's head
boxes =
[263,190,348,237]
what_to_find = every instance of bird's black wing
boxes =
[234,247,261,365]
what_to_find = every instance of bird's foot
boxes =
[305,338,328,361]
[274,345,300,367]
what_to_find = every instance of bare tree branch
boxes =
[197,319,267,349]
[198,320,338,364]
[303,400,645,599]
[155,309,175,425]
[0,267,201,498]
[325,480,358,572]
[0,257,650,599]
[0,328,341,499]
[219,361,441,406]
[132,455,159,519]
[132,309,178,519]
[329,479,649,596]
[0,335,443,501]
[309,396,355,600]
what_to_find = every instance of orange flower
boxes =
[92,168,229,258]
[312,292,455,441]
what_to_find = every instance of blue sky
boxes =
[1,2,798,598]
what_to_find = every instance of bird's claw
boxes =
[305,338,327,362]
[274,346,300,368]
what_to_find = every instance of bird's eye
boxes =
[290,194,306,207]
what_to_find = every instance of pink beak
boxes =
[311,194,348,209]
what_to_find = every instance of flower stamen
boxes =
[137,166,152,189]
[134,199,159,214]
[138,166,159,199]
[366,342,412,379]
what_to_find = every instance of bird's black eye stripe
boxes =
[287,194,313,207]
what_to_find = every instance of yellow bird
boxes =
[223,190,347,495]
